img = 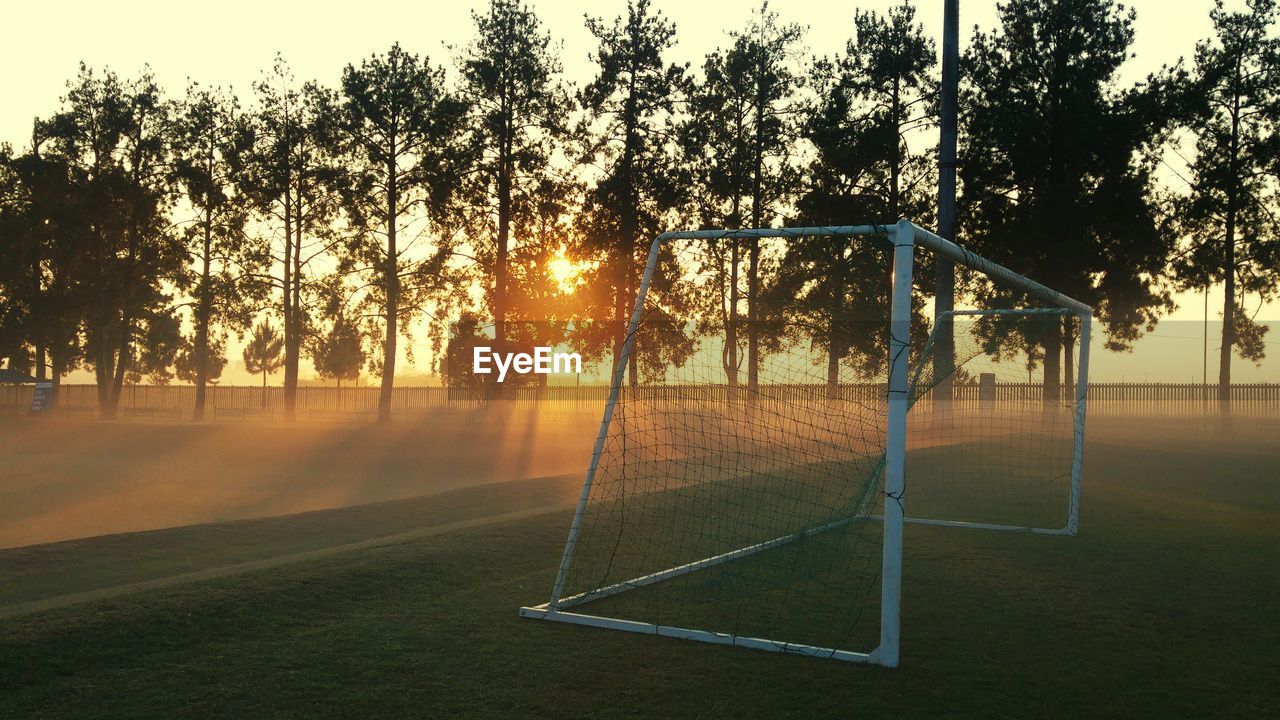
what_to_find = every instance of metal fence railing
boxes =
[0,382,1276,420]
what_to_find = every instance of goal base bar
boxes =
[553,516,855,610]
[519,604,885,665]
[886,516,1075,535]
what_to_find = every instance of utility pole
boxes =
[934,0,960,404]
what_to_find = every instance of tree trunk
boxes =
[725,238,740,387]
[282,186,298,421]
[107,313,130,420]
[621,63,640,389]
[613,255,630,384]
[933,0,959,413]
[32,255,46,381]
[1063,316,1075,401]
[289,207,303,411]
[95,334,113,418]
[748,78,765,395]
[826,313,842,399]
[50,351,62,409]
[628,338,638,386]
[261,369,268,409]
[192,213,212,422]
[111,327,129,408]
[378,149,398,423]
[889,73,902,220]
[1043,322,1062,406]
[107,214,140,419]
[1218,75,1241,411]
[495,149,510,355]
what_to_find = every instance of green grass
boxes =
[0,474,579,611]
[1,421,1278,718]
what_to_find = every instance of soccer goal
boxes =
[520,219,1091,667]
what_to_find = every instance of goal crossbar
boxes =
[656,223,1092,315]
[523,219,1094,668]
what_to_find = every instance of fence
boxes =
[0,384,613,419]
[0,382,1276,419]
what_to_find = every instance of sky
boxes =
[1,0,1275,384]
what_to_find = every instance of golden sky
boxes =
[1,0,1274,383]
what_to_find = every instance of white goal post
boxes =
[521,219,1092,668]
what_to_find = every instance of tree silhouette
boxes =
[681,3,804,390]
[43,65,185,418]
[242,318,284,408]
[458,0,571,358]
[337,43,469,422]
[0,124,88,403]
[171,82,265,420]
[959,0,1175,401]
[241,56,343,421]
[175,333,226,386]
[786,2,936,390]
[0,143,34,374]
[311,314,364,391]
[0,3,1276,408]
[575,0,688,384]
[1175,0,1279,403]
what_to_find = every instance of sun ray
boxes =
[547,247,595,295]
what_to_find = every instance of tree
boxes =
[0,124,89,402]
[681,3,803,390]
[787,2,936,390]
[506,175,581,388]
[442,311,487,390]
[175,333,226,385]
[171,82,265,420]
[242,317,284,408]
[311,313,364,390]
[1175,0,1279,404]
[959,0,1175,401]
[0,143,33,373]
[43,65,184,418]
[830,3,935,221]
[575,0,688,383]
[241,56,343,421]
[125,310,182,386]
[459,0,571,358]
[337,43,469,423]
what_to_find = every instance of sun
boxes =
[547,248,594,295]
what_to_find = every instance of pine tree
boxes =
[787,2,936,390]
[1175,0,1280,404]
[241,56,343,421]
[681,3,803,390]
[242,318,284,408]
[336,43,469,423]
[311,313,364,391]
[171,83,265,420]
[959,0,1175,401]
[43,65,185,418]
[458,0,571,358]
[576,0,688,383]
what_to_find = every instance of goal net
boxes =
[520,220,1091,667]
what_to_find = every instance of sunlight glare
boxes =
[547,248,593,295]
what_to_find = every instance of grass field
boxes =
[1,414,1277,718]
